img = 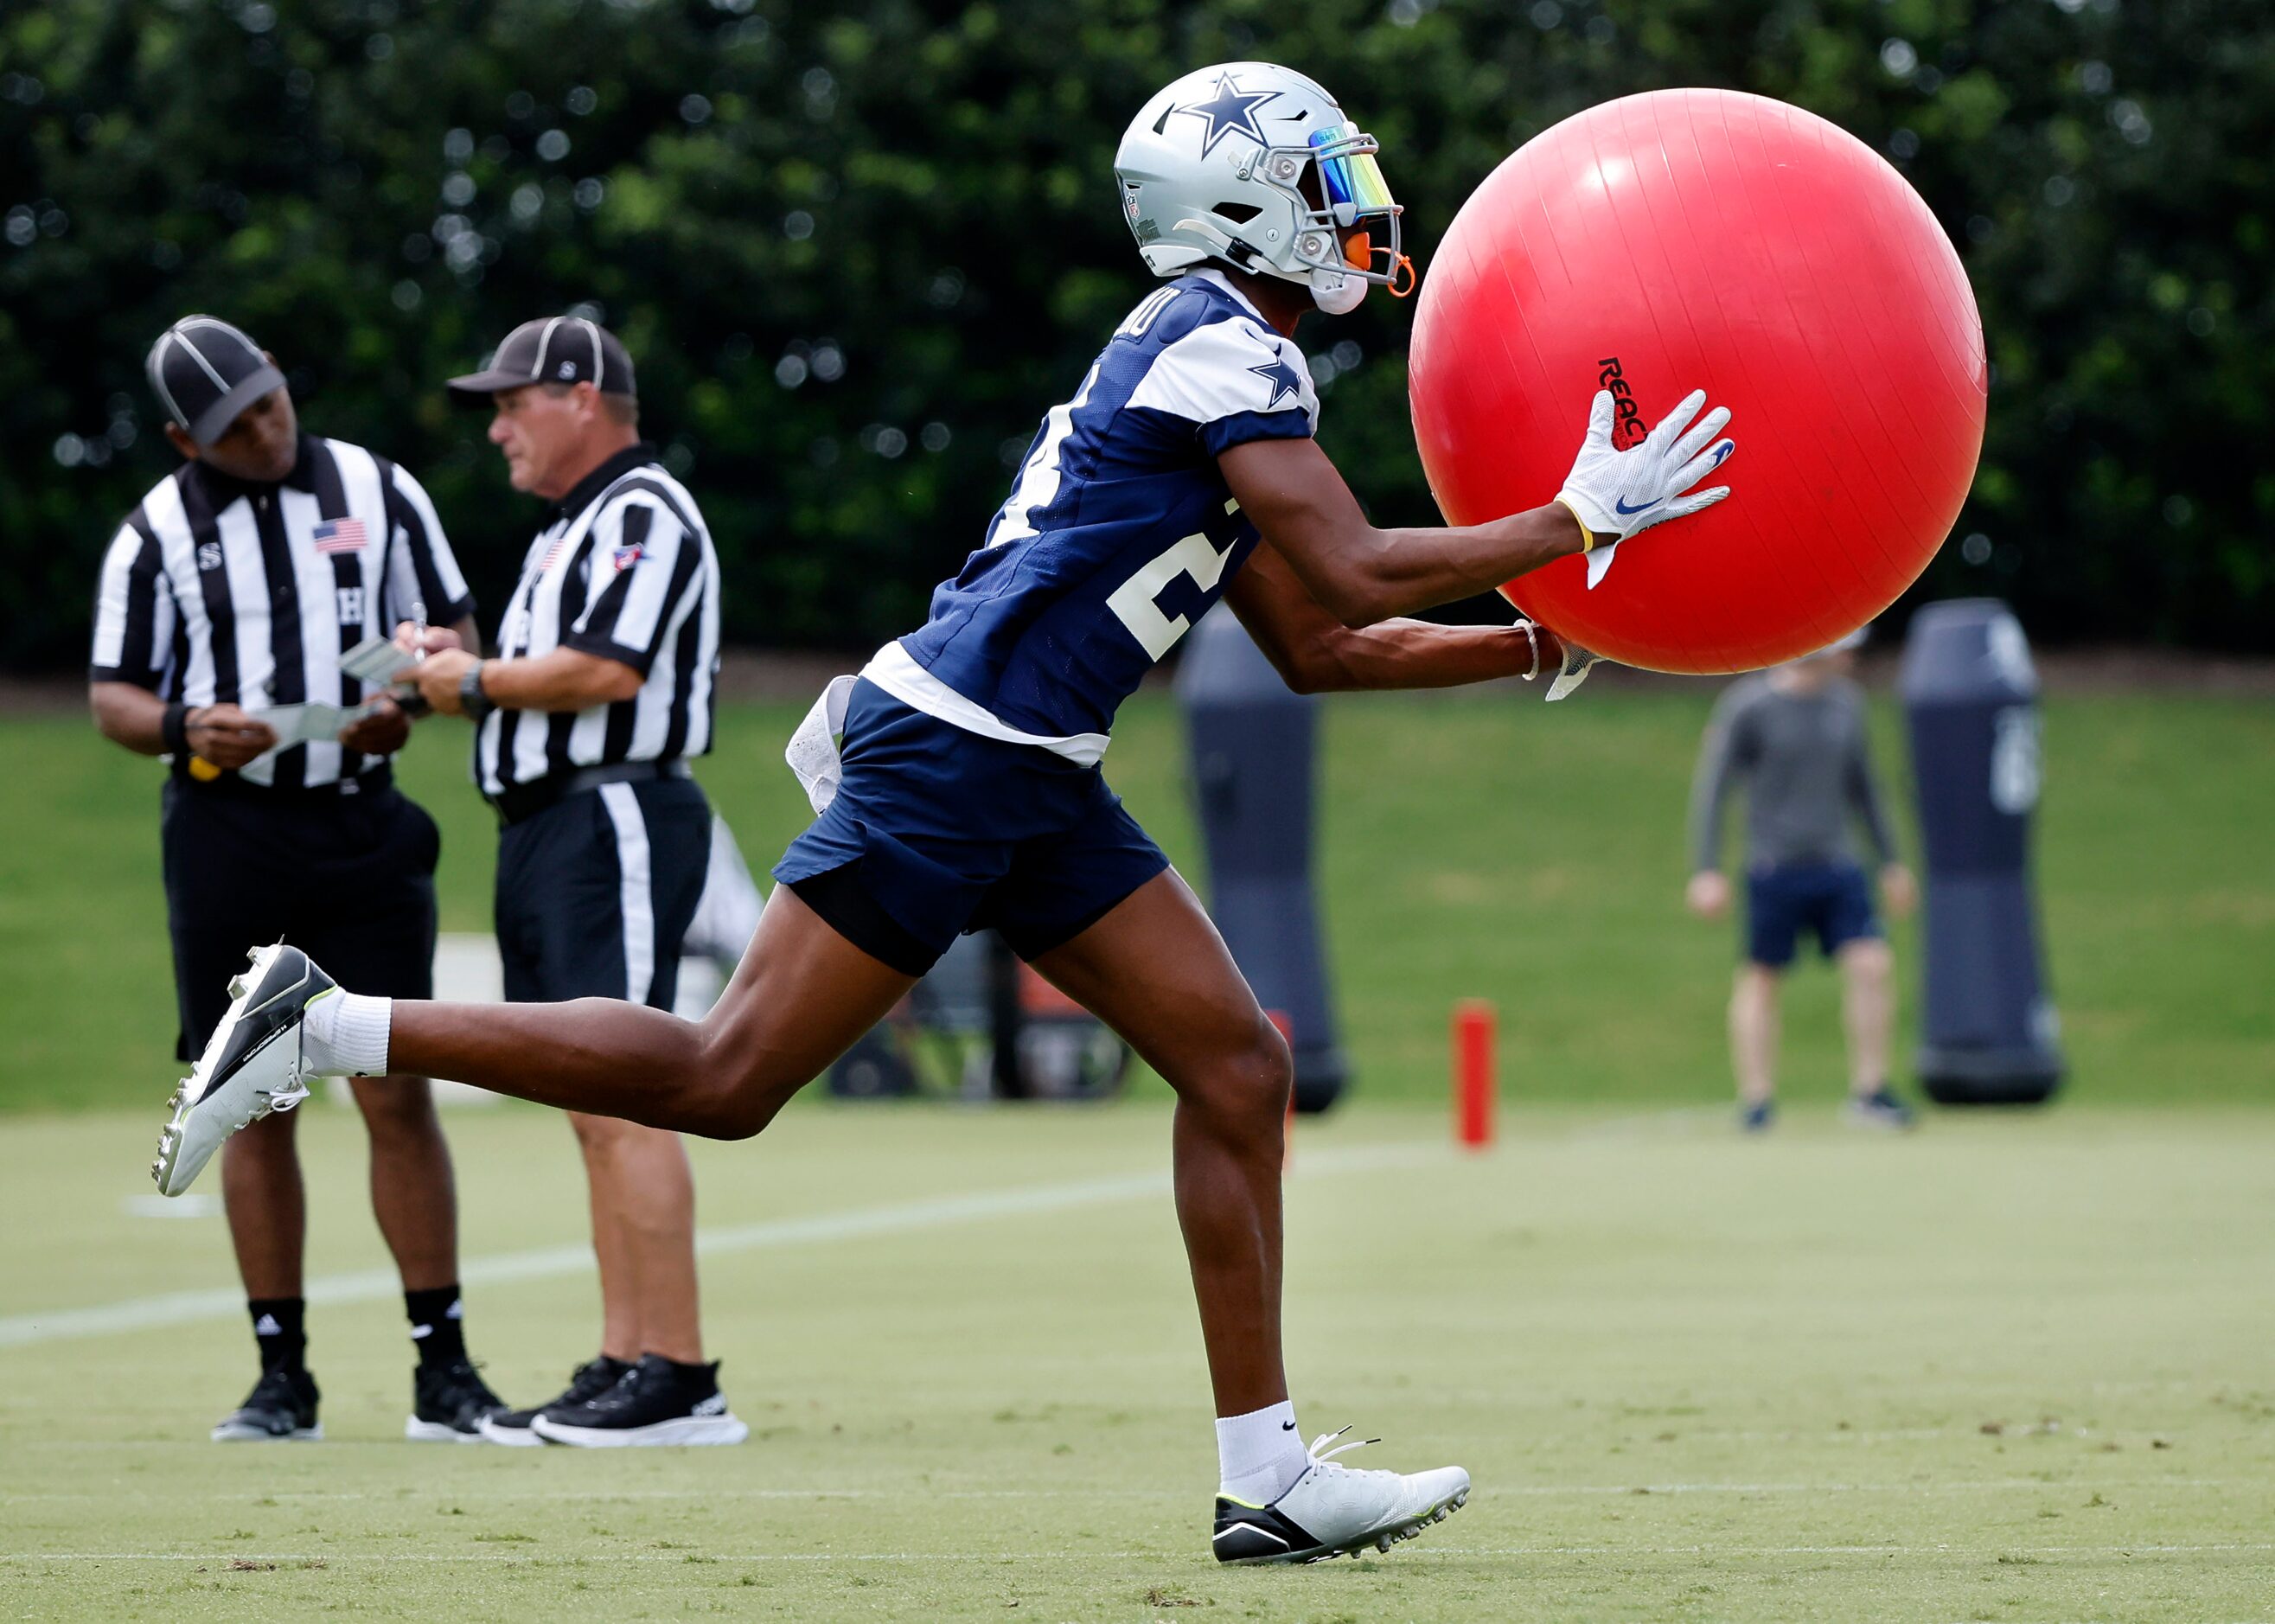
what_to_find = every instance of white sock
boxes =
[301,990,393,1077]
[1216,1400,1308,1505]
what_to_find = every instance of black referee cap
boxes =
[447,316,636,400]
[145,316,288,447]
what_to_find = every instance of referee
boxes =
[89,315,508,1441]
[403,316,744,1447]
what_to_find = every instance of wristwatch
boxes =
[458,662,496,721]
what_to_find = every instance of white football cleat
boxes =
[1211,1429,1470,1564]
[151,943,330,1197]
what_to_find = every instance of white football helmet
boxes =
[1114,62,1409,316]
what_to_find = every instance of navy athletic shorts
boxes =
[773,679,1170,975]
[1744,860,1882,969]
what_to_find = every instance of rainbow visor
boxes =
[1307,121,1397,216]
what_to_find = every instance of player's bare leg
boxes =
[152,886,909,1198]
[385,885,915,1135]
[1026,869,1291,1416]
[1026,868,1467,1562]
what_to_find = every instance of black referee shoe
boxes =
[531,1354,749,1448]
[477,1355,632,1448]
[212,1365,323,1442]
[406,1359,509,1443]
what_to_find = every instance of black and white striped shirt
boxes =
[88,434,474,790]
[477,443,720,796]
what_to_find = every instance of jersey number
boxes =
[1108,529,1231,662]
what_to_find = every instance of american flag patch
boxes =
[540,537,568,570]
[312,517,367,554]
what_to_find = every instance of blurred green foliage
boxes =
[3,0,2269,666]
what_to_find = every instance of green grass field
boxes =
[3,681,2271,1618]
[3,1101,2274,1621]
[3,684,2272,1111]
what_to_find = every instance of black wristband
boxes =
[162,702,193,757]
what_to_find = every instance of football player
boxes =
[154,62,1732,1563]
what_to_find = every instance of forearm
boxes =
[1219,437,1593,628]
[1348,505,1593,623]
[476,648,637,712]
[1303,620,1563,694]
[1280,505,1588,628]
[1688,754,1735,873]
[1850,773,1898,865]
[89,682,169,756]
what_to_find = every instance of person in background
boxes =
[406,315,744,1448]
[1685,630,1918,1132]
[93,316,503,1440]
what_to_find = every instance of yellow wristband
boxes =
[1555,496,1598,553]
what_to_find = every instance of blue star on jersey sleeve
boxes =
[1247,354,1304,408]
[1125,312,1317,457]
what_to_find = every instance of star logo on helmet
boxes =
[1172,72,1279,157]
[1248,351,1304,408]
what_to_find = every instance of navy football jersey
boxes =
[876,271,1317,756]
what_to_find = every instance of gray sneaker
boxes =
[1845,1086,1917,1130]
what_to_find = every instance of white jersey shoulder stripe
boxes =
[1124,311,1318,430]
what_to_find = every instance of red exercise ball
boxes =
[1408,89,1986,673]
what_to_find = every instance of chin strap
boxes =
[1170,218,1265,271]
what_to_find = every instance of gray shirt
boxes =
[1689,675,1897,873]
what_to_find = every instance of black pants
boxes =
[494,777,712,1010]
[163,777,439,1061]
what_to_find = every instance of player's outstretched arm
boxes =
[1224,541,1562,694]
[1217,387,1733,629]
[1219,436,1579,628]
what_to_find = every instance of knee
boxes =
[1185,1016,1294,1127]
[668,1029,802,1141]
[1844,939,1894,982]
[683,1078,792,1142]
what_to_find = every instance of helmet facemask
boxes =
[1257,121,1412,312]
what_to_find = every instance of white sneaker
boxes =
[152,944,329,1197]
[1211,1429,1470,1564]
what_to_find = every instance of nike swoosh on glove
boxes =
[1555,387,1735,588]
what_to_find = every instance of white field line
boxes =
[0,1477,2240,1508]
[0,1142,1436,1351]
[9,1543,2275,1565]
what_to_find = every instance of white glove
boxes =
[1556,388,1735,588]
[1544,636,1604,702]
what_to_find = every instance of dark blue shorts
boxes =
[773,680,1170,975]
[1744,860,1882,969]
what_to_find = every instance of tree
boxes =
[3,0,2269,669]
